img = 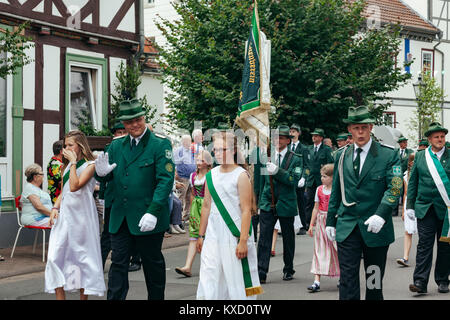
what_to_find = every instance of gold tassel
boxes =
[439,236,450,243]
[245,286,264,296]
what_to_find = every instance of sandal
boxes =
[175,267,192,277]
[0,254,4,261]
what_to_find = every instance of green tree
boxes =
[0,22,33,78]
[407,73,445,141]
[157,0,411,140]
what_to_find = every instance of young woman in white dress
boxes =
[45,130,106,300]
[196,131,263,300]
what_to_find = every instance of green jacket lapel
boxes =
[357,141,378,186]
[441,148,449,166]
[344,144,357,180]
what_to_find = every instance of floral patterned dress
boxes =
[47,156,63,204]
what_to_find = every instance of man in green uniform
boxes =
[406,122,450,295]
[417,138,429,151]
[289,123,310,235]
[305,128,334,230]
[332,133,349,159]
[257,125,305,282]
[393,136,414,217]
[326,106,401,300]
[95,99,174,300]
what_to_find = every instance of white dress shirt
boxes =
[275,146,288,166]
[353,138,373,174]
[130,127,148,147]
[291,141,299,152]
[432,146,445,160]
[313,142,322,153]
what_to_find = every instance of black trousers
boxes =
[414,206,450,288]
[257,210,295,280]
[337,225,389,300]
[251,214,259,242]
[107,220,165,300]
[304,182,318,229]
[100,206,112,270]
[296,187,307,230]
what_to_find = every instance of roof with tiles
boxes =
[361,0,441,36]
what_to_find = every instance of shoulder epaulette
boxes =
[154,131,167,139]
[112,134,126,140]
[380,143,395,149]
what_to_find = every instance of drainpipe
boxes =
[433,31,444,124]
[134,0,145,65]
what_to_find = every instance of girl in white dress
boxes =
[397,153,417,267]
[45,131,106,299]
[196,131,263,300]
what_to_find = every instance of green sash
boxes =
[205,171,254,291]
[426,148,450,242]
[62,159,87,186]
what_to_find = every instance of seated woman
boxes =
[20,164,53,227]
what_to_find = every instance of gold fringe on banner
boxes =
[245,286,264,297]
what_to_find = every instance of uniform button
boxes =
[124,186,128,190]
[124,198,128,202]
[126,172,129,176]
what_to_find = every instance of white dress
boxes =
[45,161,106,296]
[403,172,417,235]
[197,166,262,300]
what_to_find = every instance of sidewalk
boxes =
[0,231,190,280]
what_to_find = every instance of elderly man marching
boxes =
[406,122,450,295]
[95,99,174,300]
[326,106,402,300]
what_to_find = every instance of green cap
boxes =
[418,138,429,146]
[290,123,301,132]
[336,133,348,141]
[117,99,146,121]
[397,135,408,143]
[111,121,125,132]
[311,128,325,137]
[276,125,294,138]
[424,122,448,137]
[343,105,375,124]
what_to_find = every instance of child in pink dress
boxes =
[307,164,340,292]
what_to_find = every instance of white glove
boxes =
[298,177,305,188]
[266,162,278,175]
[326,226,336,241]
[364,215,385,233]
[406,209,416,220]
[138,213,157,232]
[95,152,117,177]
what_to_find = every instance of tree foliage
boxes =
[0,22,34,79]
[157,0,411,141]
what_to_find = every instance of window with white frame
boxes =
[382,112,396,128]
[421,49,434,77]
[0,52,6,157]
[144,0,155,8]
[69,65,101,131]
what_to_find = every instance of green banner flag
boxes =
[238,2,261,116]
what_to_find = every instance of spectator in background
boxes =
[21,163,53,227]
[192,129,204,158]
[323,138,333,150]
[174,135,197,220]
[47,140,64,204]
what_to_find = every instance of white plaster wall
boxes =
[22,121,35,180]
[137,74,164,131]
[117,3,136,33]
[67,48,104,59]
[144,0,180,49]
[23,44,35,110]
[402,0,429,21]
[43,45,60,111]
[42,124,60,193]
[99,0,125,28]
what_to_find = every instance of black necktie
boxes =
[314,146,318,154]
[354,148,363,178]
[401,149,404,158]
[131,138,137,152]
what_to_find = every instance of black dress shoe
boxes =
[128,263,141,272]
[283,273,294,281]
[438,283,449,293]
[409,281,427,294]
[296,228,306,235]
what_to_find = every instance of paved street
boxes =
[0,216,447,300]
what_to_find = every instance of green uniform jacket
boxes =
[259,150,303,217]
[406,147,449,220]
[326,142,401,247]
[290,141,311,184]
[306,144,334,187]
[395,147,414,174]
[96,129,175,235]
